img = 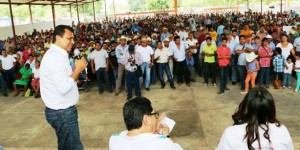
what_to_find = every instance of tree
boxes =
[128,0,147,12]
[147,0,170,10]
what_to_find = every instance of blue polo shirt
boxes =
[234,43,254,66]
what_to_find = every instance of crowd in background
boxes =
[1,10,300,99]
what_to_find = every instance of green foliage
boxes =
[147,0,170,10]
[128,0,147,11]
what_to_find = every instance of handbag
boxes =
[135,65,143,77]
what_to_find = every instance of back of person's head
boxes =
[232,87,280,150]
[275,47,282,55]
[123,97,153,131]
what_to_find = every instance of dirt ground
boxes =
[0,76,299,150]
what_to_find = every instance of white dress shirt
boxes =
[40,44,79,110]
[171,42,188,62]
[89,49,108,70]
[155,47,172,63]
[136,46,154,63]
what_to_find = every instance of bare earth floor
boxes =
[0,76,299,150]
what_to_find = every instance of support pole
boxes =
[247,0,249,11]
[93,0,96,22]
[69,4,72,18]
[8,0,17,45]
[51,0,56,27]
[280,0,283,14]
[29,4,33,24]
[76,0,80,23]
[174,0,178,15]
[113,0,116,19]
[104,0,108,21]
[261,0,262,13]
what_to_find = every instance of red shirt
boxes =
[216,46,231,67]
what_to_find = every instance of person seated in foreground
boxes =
[216,87,294,150]
[109,97,183,150]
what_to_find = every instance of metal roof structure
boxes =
[0,0,98,5]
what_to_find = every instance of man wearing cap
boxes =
[266,35,276,51]
[136,38,154,91]
[121,45,143,100]
[186,32,200,78]
[160,27,170,42]
[163,38,174,78]
[115,36,129,96]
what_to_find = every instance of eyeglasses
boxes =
[149,112,159,119]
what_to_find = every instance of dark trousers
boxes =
[125,71,141,97]
[0,74,8,96]
[238,65,247,90]
[192,53,202,76]
[157,63,174,87]
[96,68,111,92]
[220,66,229,92]
[259,67,270,85]
[274,72,284,81]
[150,63,157,84]
[176,60,190,84]
[3,69,16,90]
[203,62,216,84]
[78,74,88,91]
[45,106,83,150]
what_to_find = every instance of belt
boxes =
[46,105,75,111]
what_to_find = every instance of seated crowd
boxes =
[0,10,300,100]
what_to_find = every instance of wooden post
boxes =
[8,0,17,45]
[93,0,96,22]
[113,0,116,19]
[76,0,80,23]
[261,0,262,13]
[174,0,178,15]
[69,4,72,18]
[51,0,56,27]
[29,4,33,24]
[104,0,108,21]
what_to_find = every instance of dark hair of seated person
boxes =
[123,97,153,131]
[232,87,281,150]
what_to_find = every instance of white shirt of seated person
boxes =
[109,111,183,150]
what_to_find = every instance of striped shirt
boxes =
[273,55,285,72]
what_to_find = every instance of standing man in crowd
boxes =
[155,41,176,89]
[40,25,87,150]
[217,38,231,94]
[136,38,154,91]
[171,36,191,87]
[115,36,128,96]
[0,59,8,97]
[202,37,217,87]
[90,42,112,94]
[234,35,256,91]
[0,49,16,91]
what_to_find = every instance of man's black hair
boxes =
[174,36,180,41]
[206,36,212,41]
[52,25,74,43]
[123,97,153,131]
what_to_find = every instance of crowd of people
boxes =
[0,9,298,150]
[1,10,300,100]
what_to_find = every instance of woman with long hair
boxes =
[217,87,294,150]
[258,38,273,88]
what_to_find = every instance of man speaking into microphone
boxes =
[40,25,87,150]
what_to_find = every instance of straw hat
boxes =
[246,52,258,62]
[141,38,147,42]
[266,35,272,39]
[163,38,170,42]
[146,37,152,42]
[119,36,127,41]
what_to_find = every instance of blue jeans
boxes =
[126,71,141,97]
[259,67,270,85]
[140,62,151,88]
[150,63,157,84]
[0,74,8,96]
[238,65,247,90]
[3,68,16,90]
[220,66,229,92]
[231,57,237,82]
[78,74,88,91]
[283,73,292,87]
[157,63,174,87]
[45,106,83,150]
[96,68,111,92]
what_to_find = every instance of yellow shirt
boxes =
[203,44,217,63]
[209,31,218,42]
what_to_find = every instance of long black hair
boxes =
[232,87,281,150]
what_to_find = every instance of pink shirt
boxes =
[258,46,272,67]
[217,46,231,67]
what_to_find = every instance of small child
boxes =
[241,52,260,94]
[186,51,195,82]
[273,47,285,82]
[294,53,300,92]
[283,57,293,89]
